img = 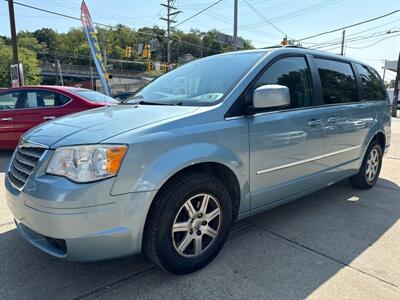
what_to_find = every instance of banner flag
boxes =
[80,1,110,95]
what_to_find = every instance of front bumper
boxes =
[5,174,157,262]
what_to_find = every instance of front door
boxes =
[0,90,21,149]
[249,56,328,210]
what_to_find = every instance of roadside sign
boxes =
[10,63,24,87]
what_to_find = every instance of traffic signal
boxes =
[142,44,151,59]
[281,37,288,46]
[124,46,132,58]
[146,61,153,72]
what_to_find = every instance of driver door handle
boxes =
[307,118,324,126]
[43,116,56,120]
[1,117,13,121]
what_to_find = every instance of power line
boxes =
[10,1,224,55]
[301,19,400,46]
[311,30,400,50]
[242,0,288,37]
[316,32,400,52]
[173,0,224,28]
[346,33,400,49]
[236,0,341,31]
[297,9,400,42]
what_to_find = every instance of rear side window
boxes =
[315,58,358,104]
[21,90,70,108]
[355,64,386,101]
[255,56,313,109]
[0,91,20,110]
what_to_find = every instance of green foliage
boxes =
[8,25,253,65]
[0,25,254,86]
[0,46,41,87]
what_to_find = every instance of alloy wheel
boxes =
[172,193,222,258]
[366,148,379,182]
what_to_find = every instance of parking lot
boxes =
[0,118,399,300]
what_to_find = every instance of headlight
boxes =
[46,145,127,183]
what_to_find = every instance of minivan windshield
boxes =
[126,51,264,106]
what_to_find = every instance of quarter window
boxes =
[315,58,358,104]
[255,56,313,109]
[355,64,386,101]
[0,91,20,110]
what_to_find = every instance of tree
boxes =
[33,28,59,52]
[0,46,41,87]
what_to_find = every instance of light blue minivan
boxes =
[5,47,391,274]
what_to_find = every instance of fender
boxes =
[111,142,247,195]
[358,125,386,169]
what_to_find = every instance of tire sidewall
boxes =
[362,142,383,187]
[154,174,232,274]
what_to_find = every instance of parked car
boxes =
[5,47,390,274]
[0,86,118,149]
[111,92,135,102]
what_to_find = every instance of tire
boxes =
[144,172,233,274]
[349,141,383,189]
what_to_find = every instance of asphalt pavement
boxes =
[0,118,399,300]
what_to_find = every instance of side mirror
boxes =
[252,84,290,109]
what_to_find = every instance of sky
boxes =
[0,0,399,81]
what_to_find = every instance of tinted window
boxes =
[21,90,70,108]
[0,91,20,110]
[255,56,313,108]
[356,64,386,100]
[316,58,358,104]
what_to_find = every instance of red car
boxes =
[0,86,118,150]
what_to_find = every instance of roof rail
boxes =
[260,44,307,50]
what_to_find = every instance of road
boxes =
[1,119,399,299]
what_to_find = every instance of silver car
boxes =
[5,47,391,274]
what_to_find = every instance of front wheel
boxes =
[144,172,233,274]
[349,141,383,189]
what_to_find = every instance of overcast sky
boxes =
[1,0,399,81]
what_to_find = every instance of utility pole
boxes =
[8,0,24,86]
[161,0,181,66]
[392,51,400,117]
[382,60,386,82]
[233,0,238,50]
[340,30,346,56]
[56,59,64,86]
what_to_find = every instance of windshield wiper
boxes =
[128,100,183,106]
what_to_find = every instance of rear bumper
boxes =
[5,175,157,261]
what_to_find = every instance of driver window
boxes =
[0,91,20,110]
[255,56,313,109]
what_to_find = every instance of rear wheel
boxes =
[144,172,233,274]
[349,141,383,189]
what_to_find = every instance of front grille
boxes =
[8,145,46,189]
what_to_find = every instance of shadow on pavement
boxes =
[0,151,13,173]
[1,179,399,299]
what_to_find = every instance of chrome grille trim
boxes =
[8,141,47,190]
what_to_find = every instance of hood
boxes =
[24,104,199,148]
